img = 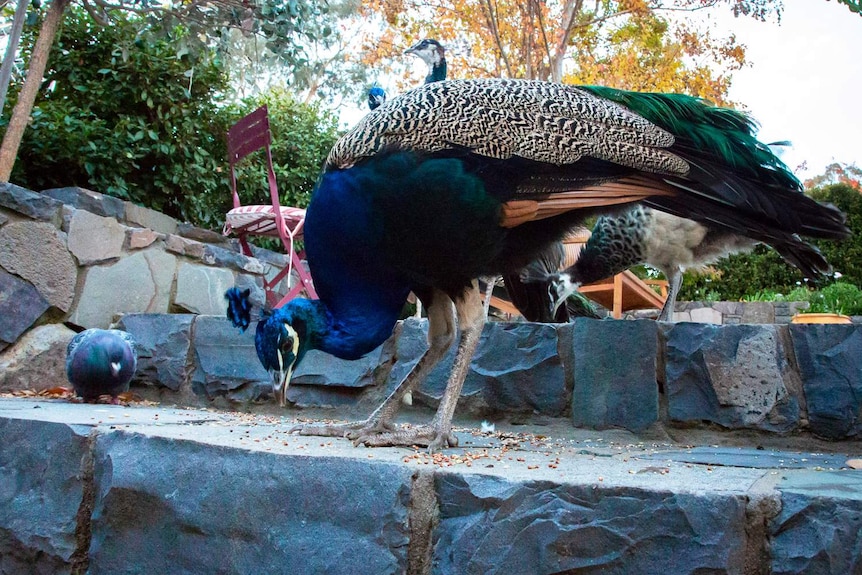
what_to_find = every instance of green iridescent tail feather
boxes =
[579,86,800,191]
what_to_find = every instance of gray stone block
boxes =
[174,262,236,315]
[165,233,206,259]
[0,324,76,392]
[88,431,411,574]
[770,471,862,574]
[0,268,49,349]
[177,222,229,244]
[433,473,748,574]
[0,220,78,311]
[789,325,862,439]
[189,316,271,402]
[571,318,658,432]
[69,249,176,329]
[740,302,775,324]
[67,209,125,266]
[0,182,63,224]
[467,321,566,416]
[0,418,89,574]
[666,324,800,432]
[123,202,178,235]
[115,314,194,391]
[202,243,266,274]
[394,320,566,416]
[42,186,125,220]
[292,348,384,389]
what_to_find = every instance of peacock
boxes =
[368,85,386,111]
[66,328,137,404]
[405,38,580,322]
[226,78,848,451]
[522,86,841,322]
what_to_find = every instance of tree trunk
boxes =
[0,0,70,182]
[0,0,30,117]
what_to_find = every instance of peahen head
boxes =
[225,287,326,407]
[368,85,386,110]
[405,38,447,84]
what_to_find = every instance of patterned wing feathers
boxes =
[328,79,688,175]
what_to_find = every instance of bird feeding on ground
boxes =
[66,328,137,404]
[227,78,848,451]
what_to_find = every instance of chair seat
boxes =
[224,205,306,238]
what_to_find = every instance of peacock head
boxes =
[404,38,445,68]
[368,85,386,111]
[225,288,321,407]
[254,309,303,407]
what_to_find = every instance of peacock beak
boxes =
[110,362,122,377]
[274,350,294,408]
[273,324,300,407]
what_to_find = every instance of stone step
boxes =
[1,399,860,574]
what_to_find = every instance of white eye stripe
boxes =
[284,324,300,358]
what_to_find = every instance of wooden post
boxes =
[613,273,623,319]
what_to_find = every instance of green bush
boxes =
[806,282,862,315]
[7,9,339,229]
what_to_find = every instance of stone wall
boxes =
[0,183,291,388]
[3,182,862,441]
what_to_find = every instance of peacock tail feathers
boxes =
[578,86,800,191]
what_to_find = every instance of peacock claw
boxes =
[352,424,458,452]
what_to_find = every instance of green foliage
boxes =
[806,282,862,315]
[7,8,339,228]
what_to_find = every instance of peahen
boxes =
[66,328,137,404]
[405,38,447,84]
[368,85,386,111]
[540,205,766,321]
[226,79,848,451]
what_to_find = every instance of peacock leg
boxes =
[356,282,484,451]
[657,267,683,322]
[290,289,457,440]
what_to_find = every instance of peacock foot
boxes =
[352,424,459,452]
[289,418,396,439]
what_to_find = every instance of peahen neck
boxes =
[426,59,447,84]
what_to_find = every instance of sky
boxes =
[706,0,862,179]
[340,1,861,180]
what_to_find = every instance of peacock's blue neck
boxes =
[300,167,413,360]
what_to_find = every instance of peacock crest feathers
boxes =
[328,79,687,176]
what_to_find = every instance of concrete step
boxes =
[1,399,860,574]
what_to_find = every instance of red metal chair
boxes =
[222,105,318,308]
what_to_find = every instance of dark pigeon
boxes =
[66,328,137,403]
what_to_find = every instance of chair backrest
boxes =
[227,105,281,214]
